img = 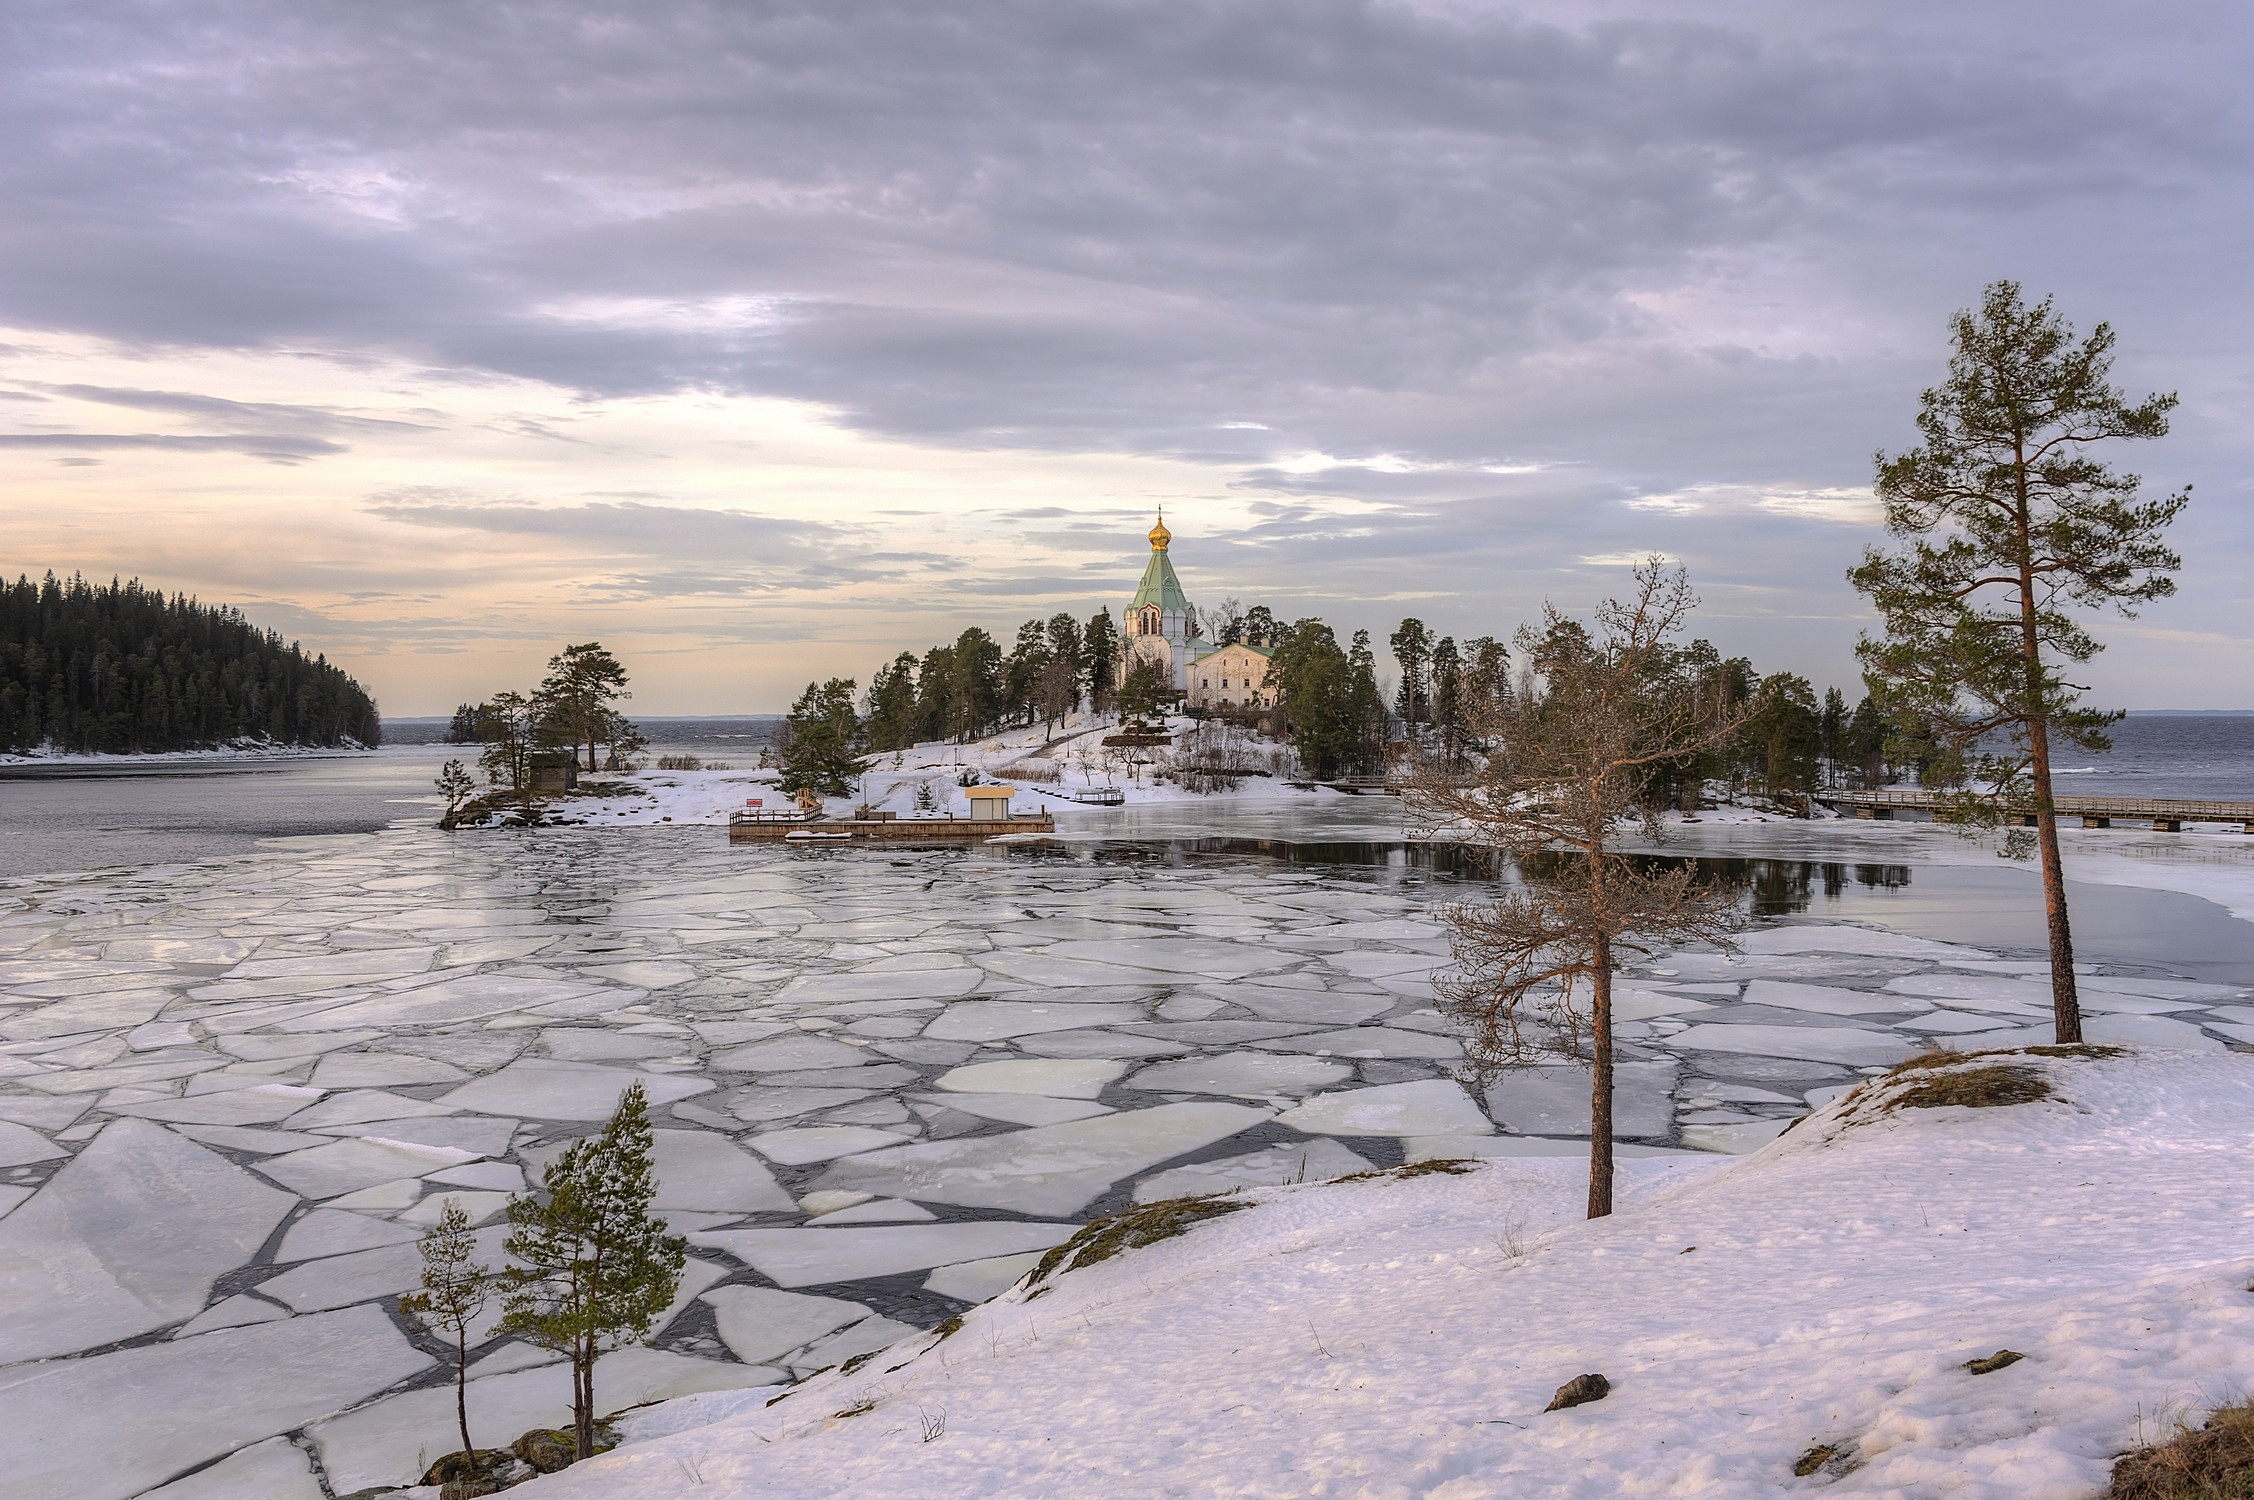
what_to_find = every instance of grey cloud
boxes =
[40,384,435,433]
[0,0,2246,699]
[363,496,942,592]
[0,432,346,460]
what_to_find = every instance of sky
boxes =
[2,0,2248,716]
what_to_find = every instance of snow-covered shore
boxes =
[526,715,2254,927]
[0,740,381,767]
[518,1046,2254,1499]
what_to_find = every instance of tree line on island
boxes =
[776,595,1942,802]
[0,573,380,755]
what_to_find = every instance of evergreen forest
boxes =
[0,573,381,755]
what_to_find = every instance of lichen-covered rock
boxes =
[511,1429,578,1473]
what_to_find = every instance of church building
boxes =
[1118,514,1273,711]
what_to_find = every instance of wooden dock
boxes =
[727,810,1056,843]
[1816,788,2254,833]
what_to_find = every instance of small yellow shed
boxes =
[965,786,1015,821]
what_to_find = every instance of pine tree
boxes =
[1849,281,2186,1043]
[1389,618,1433,726]
[777,679,866,799]
[435,760,477,826]
[498,1084,687,1461]
[398,1199,494,1477]
[534,643,633,773]
[1269,620,1357,777]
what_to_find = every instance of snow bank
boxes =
[545,715,1328,829]
[520,1046,2254,1498]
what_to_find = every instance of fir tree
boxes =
[498,1084,687,1461]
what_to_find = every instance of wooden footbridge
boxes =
[1816,788,2254,833]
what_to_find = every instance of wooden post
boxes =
[2153,818,2182,832]
[2082,816,2110,829]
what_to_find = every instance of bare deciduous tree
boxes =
[1408,561,1743,1218]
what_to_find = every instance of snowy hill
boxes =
[517,1045,2254,1498]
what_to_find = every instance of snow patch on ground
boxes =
[519,1048,2254,1499]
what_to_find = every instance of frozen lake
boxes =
[3,794,2252,1497]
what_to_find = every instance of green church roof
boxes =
[1130,543,1190,612]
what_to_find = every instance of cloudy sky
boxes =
[3,0,2247,715]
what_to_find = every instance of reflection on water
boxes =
[1021,820,2254,983]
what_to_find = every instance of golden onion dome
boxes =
[1148,513,1171,550]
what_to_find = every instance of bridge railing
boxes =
[1816,787,2254,828]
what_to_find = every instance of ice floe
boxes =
[0,1119,294,1363]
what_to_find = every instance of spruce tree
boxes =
[1850,281,2186,1043]
[497,1084,687,1461]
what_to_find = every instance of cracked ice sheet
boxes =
[138,1435,320,1500]
[524,1129,795,1214]
[0,1305,429,1500]
[1277,1079,1494,1137]
[924,1001,1146,1041]
[269,974,608,1031]
[1124,1052,1353,1098]
[1669,1022,1917,1067]
[0,1118,294,1364]
[694,1221,1078,1288]
[1040,937,1292,980]
[436,1058,713,1120]
[1740,979,1930,1017]
[1733,926,1998,961]
[1134,1139,1374,1202]
[811,1102,1271,1216]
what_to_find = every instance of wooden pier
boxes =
[728,809,1055,844]
[1816,788,2254,833]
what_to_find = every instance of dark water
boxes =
[0,747,456,882]
[1673,854,2254,982]
[2051,712,2254,800]
[1010,834,2254,982]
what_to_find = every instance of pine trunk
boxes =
[455,1328,473,1462]
[2026,715,2084,1042]
[1587,933,1616,1220]
[574,1344,594,1460]
[2016,494,2084,1043]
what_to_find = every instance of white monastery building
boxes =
[1118,514,1274,712]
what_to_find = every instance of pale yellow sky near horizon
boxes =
[2,330,1381,717]
[6,325,2241,719]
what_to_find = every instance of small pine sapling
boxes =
[497,1082,688,1461]
[435,760,477,827]
[398,1199,492,1472]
